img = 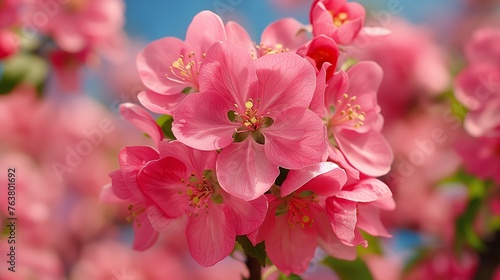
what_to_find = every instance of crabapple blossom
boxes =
[172,42,328,201]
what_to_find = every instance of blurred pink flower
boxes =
[29,0,125,54]
[354,18,450,123]
[0,28,19,59]
[405,249,477,280]
[320,61,393,177]
[0,0,20,28]
[137,11,254,114]
[456,133,500,184]
[48,48,94,92]
[137,141,268,266]
[172,42,327,201]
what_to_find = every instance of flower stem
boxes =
[245,253,262,280]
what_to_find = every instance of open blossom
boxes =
[257,18,309,57]
[319,61,393,177]
[137,11,254,114]
[310,0,365,45]
[136,141,268,266]
[172,42,327,201]
[256,161,393,275]
[256,162,348,275]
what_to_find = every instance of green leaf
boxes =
[323,257,374,280]
[455,197,485,251]
[278,273,303,280]
[0,53,48,95]
[236,235,267,267]
[156,115,176,140]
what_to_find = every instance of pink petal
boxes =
[118,146,159,200]
[137,90,186,115]
[464,98,500,137]
[109,170,133,200]
[217,140,279,201]
[137,37,188,94]
[281,162,346,197]
[326,197,357,245]
[263,108,327,169]
[186,205,236,267]
[254,53,317,116]
[198,42,257,106]
[315,212,357,260]
[225,21,256,58]
[357,204,391,237]
[53,24,86,52]
[336,178,390,202]
[222,192,268,235]
[328,146,360,181]
[310,62,330,117]
[261,18,309,52]
[369,194,396,211]
[137,157,189,219]
[311,2,336,38]
[159,141,217,177]
[172,91,238,150]
[99,183,124,203]
[145,202,180,232]
[119,103,163,144]
[185,11,227,53]
[265,214,317,275]
[334,2,365,44]
[324,71,349,112]
[132,212,160,251]
[335,129,393,177]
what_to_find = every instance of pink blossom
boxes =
[136,141,268,266]
[48,48,94,92]
[297,34,340,79]
[320,61,393,177]
[465,27,500,66]
[137,11,254,114]
[0,28,19,59]
[256,162,349,275]
[456,133,500,184]
[28,0,125,54]
[172,42,327,200]
[107,145,161,251]
[310,0,366,45]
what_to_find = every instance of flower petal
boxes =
[335,129,393,177]
[132,212,160,251]
[137,90,186,115]
[119,103,163,145]
[137,157,189,219]
[186,205,236,267]
[254,53,317,116]
[265,214,317,275]
[261,18,309,52]
[357,204,391,237]
[172,91,238,150]
[217,140,279,201]
[109,170,133,200]
[281,162,346,197]
[264,108,327,169]
[222,192,268,235]
[118,146,159,200]
[159,141,217,176]
[326,197,357,245]
[336,178,390,202]
[198,42,257,106]
[185,11,227,53]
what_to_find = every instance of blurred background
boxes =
[1,0,500,279]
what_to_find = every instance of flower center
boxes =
[126,204,146,227]
[328,93,365,129]
[178,170,221,217]
[167,51,205,93]
[228,98,274,144]
[329,11,350,27]
[257,43,290,56]
[277,192,320,230]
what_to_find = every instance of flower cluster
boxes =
[106,0,395,275]
[454,27,500,184]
